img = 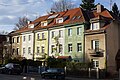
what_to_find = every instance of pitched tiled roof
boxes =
[12,8,87,34]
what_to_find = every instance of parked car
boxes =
[0,63,22,75]
[41,68,65,79]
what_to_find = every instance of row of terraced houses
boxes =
[7,4,120,74]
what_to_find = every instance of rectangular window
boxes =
[28,47,31,54]
[28,35,31,41]
[52,31,55,38]
[56,18,63,23]
[23,48,25,55]
[41,21,47,26]
[42,33,45,39]
[17,37,19,43]
[59,44,62,53]
[12,38,15,43]
[59,30,63,38]
[37,47,40,53]
[77,43,82,52]
[23,36,25,41]
[91,23,99,30]
[68,44,72,52]
[93,60,99,68]
[37,33,40,40]
[16,48,19,55]
[41,46,45,53]
[77,27,82,35]
[68,28,72,36]
[12,49,15,54]
[92,40,99,51]
[51,45,55,53]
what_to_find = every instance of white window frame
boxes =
[93,60,99,68]
[28,35,31,41]
[68,28,72,36]
[56,18,63,23]
[41,46,45,53]
[28,47,31,54]
[77,43,82,52]
[59,30,63,38]
[91,23,99,30]
[42,33,45,39]
[41,21,47,26]
[52,31,55,38]
[37,33,40,40]
[23,36,26,42]
[68,44,72,52]
[92,40,99,51]
[77,27,82,35]
[23,48,25,55]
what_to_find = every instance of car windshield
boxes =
[13,65,20,68]
[47,69,58,72]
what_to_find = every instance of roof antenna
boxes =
[110,0,113,10]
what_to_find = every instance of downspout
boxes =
[105,31,108,73]
[47,28,50,58]
[33,31,35,61]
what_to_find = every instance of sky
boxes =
[0,0,119,32]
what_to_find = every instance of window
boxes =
[23,48,25,55]
[59,30,63,38]
[52,31,55,38]
[12,49,15,54]
[92,40,99,51]
[23,36,25,41]
[92,60,99,68]
[77,43,82,52]
[41,21,47,26]
[77,27,82,35]
[59,44,62,53]
[37,47,40,53]
[28,35,31,41]
[37,33,40,40]
[91,23,99,30]
[41,46,45,53]
[16,48,19,55]
[68,28,72,36]
[42,33,45,39]
[68,44,72,52]
[51,45,55,53]
[56,18,63,23]
[17,37,19,43]
[12,38,15,43]
[28,47,31,54]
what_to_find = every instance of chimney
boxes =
[97,3,104,13]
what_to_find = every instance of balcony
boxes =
[88,49,104,57]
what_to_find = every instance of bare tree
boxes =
[14,16,29,30]
[50,0,76,13]
[0,31,8,35]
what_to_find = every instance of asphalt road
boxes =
[0,73,114,80]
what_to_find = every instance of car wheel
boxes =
[8,70,12,75]
[41,75,45,78]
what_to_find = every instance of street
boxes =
[0,73,114,80]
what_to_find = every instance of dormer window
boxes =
[91,22,99,30]
[56,18,63,23]
[41,21,47,26]
[28,24,34,28]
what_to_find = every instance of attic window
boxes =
[72,16,76,20]
[41,21,47,26]
[91,22,100,30]
[77,16,81,19]
[28,24,34,28]
[56,18,63,23]
[48,14,59,19]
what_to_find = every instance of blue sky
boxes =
[0,0,119,32]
